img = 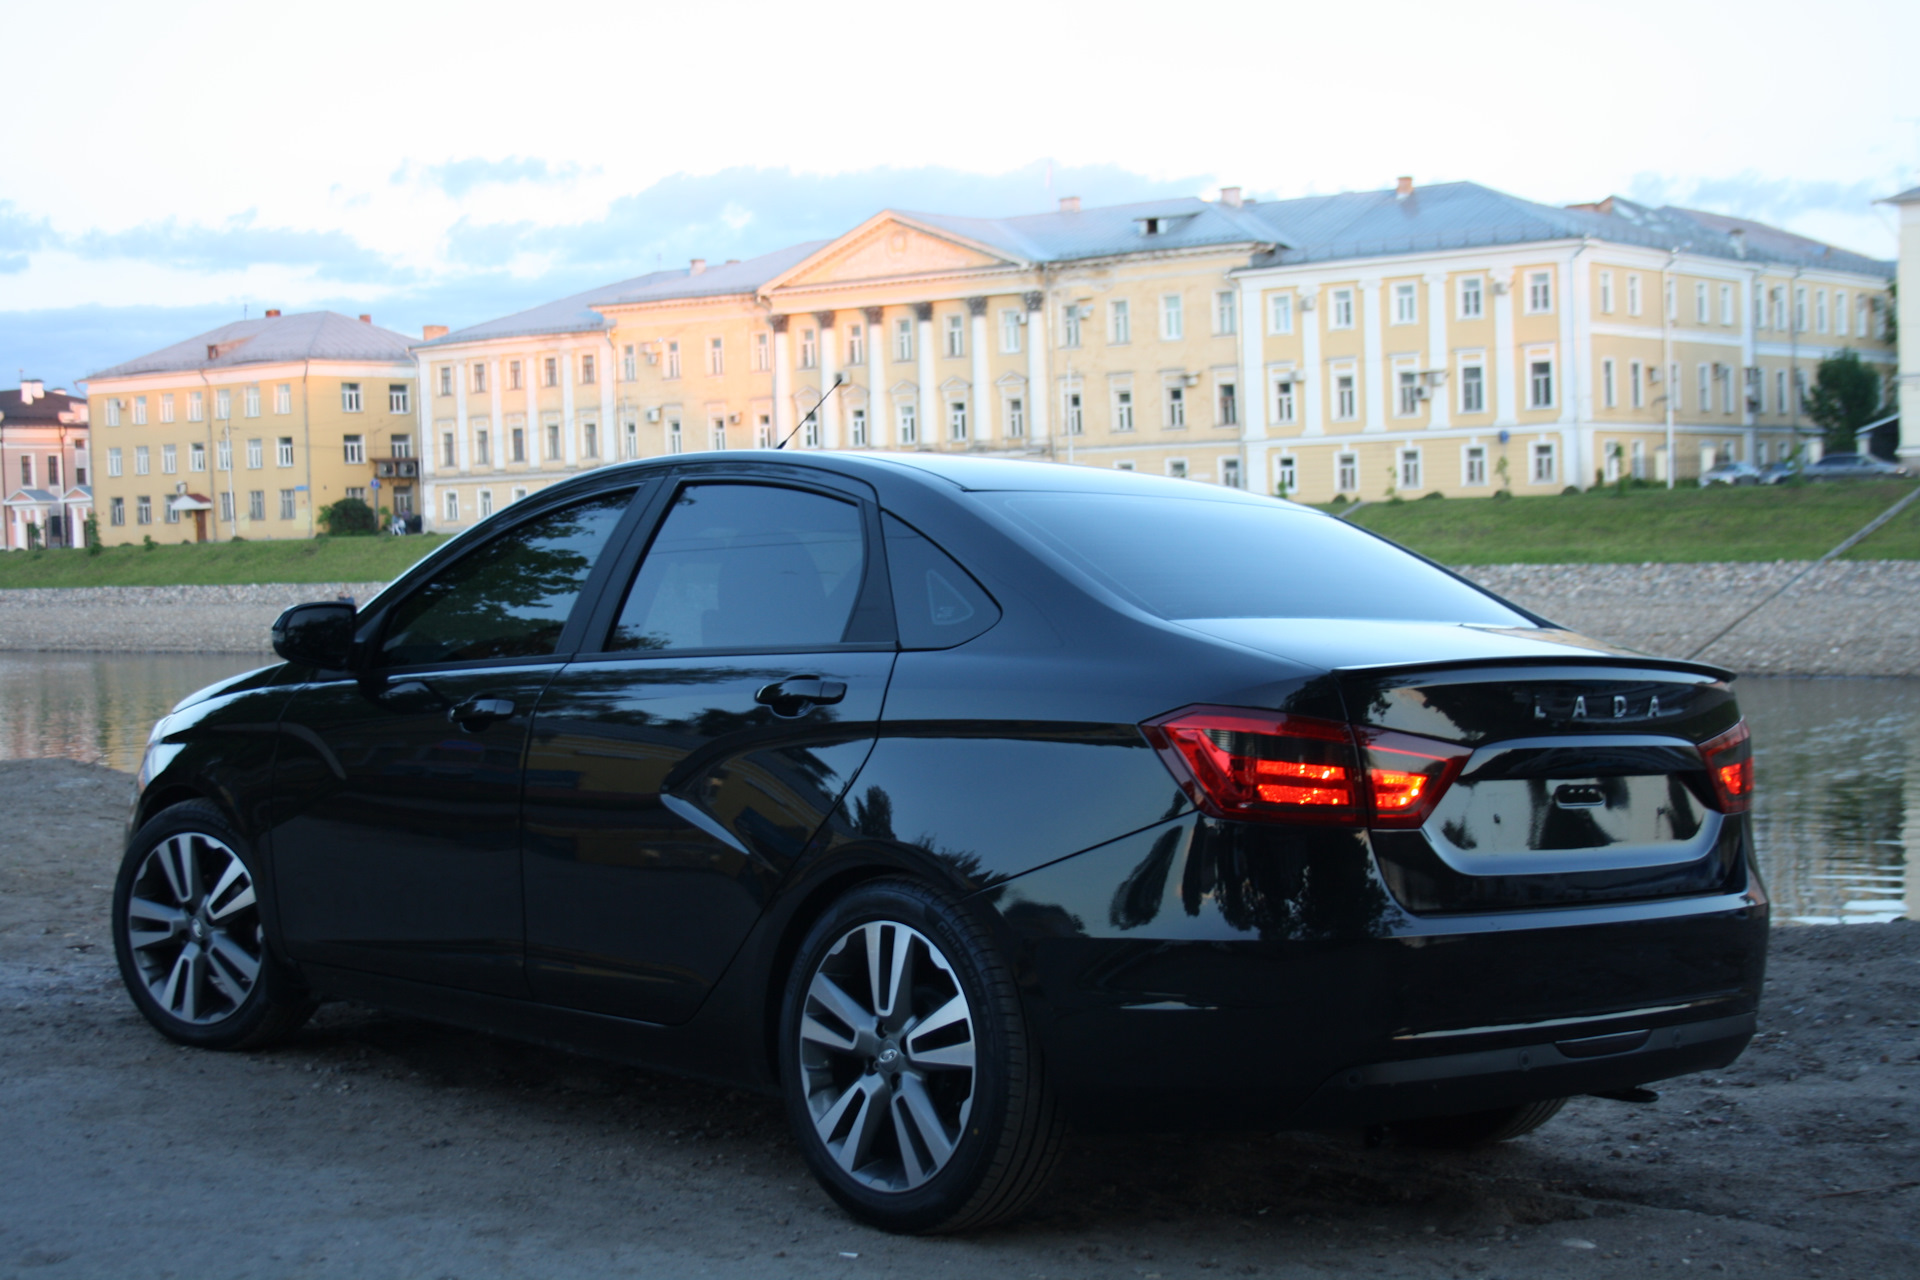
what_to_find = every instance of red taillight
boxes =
[1143,706,1360,825]
[1700,719,1753,813]
[1143,706,1470,828]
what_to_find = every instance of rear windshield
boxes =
[980,492,1529,625]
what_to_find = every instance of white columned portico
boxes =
[864,307,886,448]
[1360,278,1385,432]
[771,317,793,442]
[561,348,578,466]
[1424,273,1451,431]
[1299,286,1322,436]
[915,303,937,448]
[815,311,840,449]
[968,297,993,442]
[1024,291,1049,444]
[1237,282,1267,491]
[1493,269,1518,426]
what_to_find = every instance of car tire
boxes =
[1395,1096,1569,1148]
[777,878,1065,1234]
[111,800,316,1050]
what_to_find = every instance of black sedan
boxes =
[113,454,1767,1233]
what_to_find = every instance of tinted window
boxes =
[883,513,999,648]
[982,492,1528,624]
[377,490,633,666]
[609,484,865,652]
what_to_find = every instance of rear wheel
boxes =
[1396,1096,1569,1148]
[111,801,315,1050]
[778,879,1064,1234]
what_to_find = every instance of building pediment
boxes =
[765,215,1026,295]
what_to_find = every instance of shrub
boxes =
[1420,490,1444,500]
[318,497,378,536]
[1490,489,1513,501]
[1561,485,1582,496]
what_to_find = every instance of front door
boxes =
[523,479,896,1024]
[271,487,641,996]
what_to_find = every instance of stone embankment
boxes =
[1,562,1916,675]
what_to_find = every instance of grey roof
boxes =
[1880,185,1920,206]
[89,311,416,381]
[4,488,62,504]
[901,197,1278,264]
[418,241,830,349]
[0,386,87,424]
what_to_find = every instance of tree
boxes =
[318,496,379,535]
[1804,349,1887,454]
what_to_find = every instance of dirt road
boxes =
[1,758,1915,1279]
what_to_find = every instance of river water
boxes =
[0,652,1911,926]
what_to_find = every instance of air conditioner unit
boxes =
[1414,386,1431,401]
[1181,373,1202,388]
[1492,279,1511,295]
[727,413,740,425]
[1647,367,1662,383]
[1298,295,1316,311]
[645,407,661,423]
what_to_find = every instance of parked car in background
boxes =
[1758,459,1803,485]
[111,454,1768,1234]
[1701,461,1763,486]
[1804,453,1911,480]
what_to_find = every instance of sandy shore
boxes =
[2,757,1914,1278]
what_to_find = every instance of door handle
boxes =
[754,677,847,716]
[448,696,516,730]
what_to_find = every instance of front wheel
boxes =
[777,880,1064,1234]
[111,800,315,1050]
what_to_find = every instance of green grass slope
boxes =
[0,535,450,588]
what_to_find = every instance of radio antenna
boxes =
[776,374,844,449]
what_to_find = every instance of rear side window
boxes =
[884,513,999,648]
[982,492,1527,625]
[609,483,865,652]
[377,490,634,666]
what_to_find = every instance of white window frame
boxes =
[708,337,724,375]
[133,396,148,425]
[107,447,123,477]
[1630,360,1644,409]
[1392,282,1417,325]
[1457,276,1483,320]
[1112,385,1135,432]
[246,438,263,469]
[895,319,914,361]
[389,384,409,414]
[1166,458,1189,480]
[754,332,770,371]
[1394,365,1420,417]
[188,391,204,422]
[1626,273,1642,317]
[664,344,681,379]
[1335,451,1359,493]
[341,383,362,413]
[444,490,459,522]
[1164,382,1186,429]
[896,401,917,445]
[189,442,206,472]
[1109,299,1131,345]
[1271,374,1296,424]
[944,314,965,358]
[1598,270,1614,314]
[276,437,294,468]
[1814,290,1828,334]
[1333,371,1357,421]
[1275,454,1297,495]
[1835,290,1849,336]
[1003,394,1025,438]
[217,439,231,471]
[1695,282,1709,324]
[1267,293,1293,335]
[343,434,365,465]
[799,329,817,369]
[244,385,260,417]
[1527,354,1556,410]
[1060,305,1082,348]
[1331,289,1355,329]
[999,309,1022,354]
[135,445,150,475]
[949,398,969,441]
[1214,290,1236,336]
[1720,283,1735,326]
[1602,358,1617,409]
[161,443,178,474]
[1698,363,1711,415]
[1529,441,1557,486]
[279,488,297,521]
[1397,447,1422,491]
[1464,445,1488,487]
[849,407,868,447]
[1526,271,1553,314]
[1459,360,1486,415]
[1160,293,1183,340]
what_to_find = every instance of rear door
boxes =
[522,473,896,1024]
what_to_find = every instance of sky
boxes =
[4,0,1916,391]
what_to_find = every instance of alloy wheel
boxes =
[123,831,264,1026]
[797,920,977,1193]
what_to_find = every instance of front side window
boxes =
[609,484,864,653]
[188,391,204,422]
[1335,374,1356,420]
[135,446,150,475]
[949,400,969,441]
[799,329,818,369]
[1626,274,1642,316]
[1061,305,1082,348]
[754,332,770,371]
[378,490,635,667]
[1217,381,1237,427]
[896,402,918,445]
[161,444,178,474]
[847,324,864,365]
[510,360,524,390]
[1114,389,1134,432]
[472,363,487,394]
[248,490,265,520]
[1272,378,1295,423]
[438,366,453,396]
[1398,448,1422,490]
[137,496,151,524]
[111,496,125,525]
[544,357,559,387]
[279,489,296,519]
[1165,384,1185,429]
[108,447,124,477]
[1004,397,1024,438]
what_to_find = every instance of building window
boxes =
[579,353,596,385]
[1392,282,1417,325]
[1599,270,1614,314]
[1000,309,1023,353]
[1458,277,1483,319]
[1334,373,1356,420]
[1273,377,1295,424]
[237,385,257,418]
[188,391,205,421]
[444,490,459,522]
[211,388,228,420]
[441,430,457,467]
[133,445,150,476]
[1063,391,1083,436]
[344,487,366,504]
[754,332,770,371]
[510,425,526,463]
[1530,442,1556,485]
[1720,284,1735,327]
[158,394,175,423]
[509,360,524,390]
[1336,451,1358,493]
[849,407,868,447]
[1793,287,1807,332]
[1666,279,1677,321]
[277,437,294,467]
[1004,397,1024,438]
[189,442,206,472]
[279,489,297,520]
[543,356,559,387]
[1165,384,1186,429]
[895,319,914,361]
[134,396,149,425]
[945,314,965,358]
[657,342,677,379]
[1695,282,1709,324]
[1217,380,1237,427]
[478,489,493,520]
[1602,358,1616,408]
[343,435,365,464]
[1814,290,1828,334]
[474,429,491,466]
[1110,299,1131,344]
[749,414,769,449]
[1696,363,1711,415]
[666,415,682,454]
[472,363,487,394]
[1396,369,1420,417]
[110,496,125,525]
[580,420,597,458]
[1221,457,1242,489]
[622,346,637,381]
[274,384,291,414]
[136,496,152,525]
[1161,294,1183,340]
[341,383,363,413]
[949,400,969,441]
[1268,293,1293,335]
[1627,274,1642,317]
[18,456,29,487]
[896,402,917,445]
[1630,361,1645,409]
[1529,360,1554,409]
[161,444,178,474]
[438,366,453,396]
[1464,445,1488,487]
[1113,388,1134,432]
[102,444,123,478]
[1276,455,1297,494]
[1331,289,1355,329]
[1061,304,1082,348]
[1398,448,1422,491]
[1167,459,1188,480]
[799,329,817,368]
[390,384,410,414]
[1835,290,1850,336]
[240,437,260,470]
[247,490,264,521]
[838,324,860,366]
[1114,461,1135,472]
[1721,364,1736,415]
[1215,290,1236,335]
[545,420,561,460]
[1527,271,1553,313]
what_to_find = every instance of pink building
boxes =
[1,380,92,549]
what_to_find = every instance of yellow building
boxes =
[415,181,1896,527]
[86,311,419,544]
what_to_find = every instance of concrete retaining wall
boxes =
[1,564,1916,675]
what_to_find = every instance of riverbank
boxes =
[3,561,1917,675]
[1,757,1914,1279]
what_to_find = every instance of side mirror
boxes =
[272,601,357,669]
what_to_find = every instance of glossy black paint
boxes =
[129,451,1770,1136]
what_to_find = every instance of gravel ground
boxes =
[3,563,1916,675]
[2,758,1916,1279]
